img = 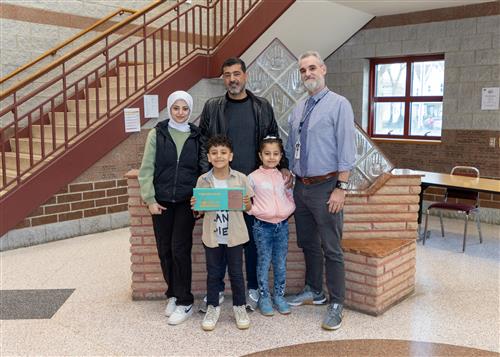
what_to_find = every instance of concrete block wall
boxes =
[127,169,420,314]
[325,13,500,182]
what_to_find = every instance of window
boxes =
[368,55,444,140]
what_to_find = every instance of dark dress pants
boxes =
[293,178,345,304]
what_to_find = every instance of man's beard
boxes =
[227,81,245,96]
[303,77,324,93]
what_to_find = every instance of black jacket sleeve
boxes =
[198,102,211,174]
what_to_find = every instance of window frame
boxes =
[368,54,445,140]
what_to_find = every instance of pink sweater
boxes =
[248,166,295,224]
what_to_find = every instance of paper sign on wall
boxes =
[144,95,159,118]
[481,87,499,110]
[124,108,141,132]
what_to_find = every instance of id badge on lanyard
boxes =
[295,90,328,161]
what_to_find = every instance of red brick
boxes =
[130,236,142,244]
[131,246,158,255]
[82,190,106,200]
[117,178,127,186]
[345,261,382,276]
[131,255,144,263]
[345,271,366,283]
[143,255,160,263]
[31,214,58,226]
[58,211,83,222]
[71,200,95,210]
[45,203,70,214]
[344,252,367,264]
[57,193,82,203]
[107,187,128,196]
[95,180,116,189]
[131,264,161,273]
[107,204,128,213]
[27,207,44,217]
[117,195,129,203]
[144,273,164,282]
[132,273,145,282]
[83,207,107,217]
[69,183,93,192]
[131,282,166,291]
[95,197,117,207]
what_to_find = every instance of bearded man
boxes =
[285,51,356,330]
[199,57,291,312]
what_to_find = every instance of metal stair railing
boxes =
[0,0,260,192]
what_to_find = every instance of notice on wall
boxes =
[144,95,159,118]
[481,87,499,110]
[124,108,141,133]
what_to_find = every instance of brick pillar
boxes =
[126,169,422,303]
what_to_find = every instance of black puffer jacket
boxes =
[198,90,288,173]
[153,120,202,202]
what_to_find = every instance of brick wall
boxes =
[14,178,128,230]
[126,169,420,306]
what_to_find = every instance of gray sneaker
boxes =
[246,288,259,311]
[287,285,327,306]
[322,303,343,330]
[199,291,224,313]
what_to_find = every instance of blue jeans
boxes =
[253,219,289,298]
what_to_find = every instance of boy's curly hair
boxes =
[206,135,233,152]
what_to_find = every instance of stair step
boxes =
[101,76,146,88]
[10,137,64,155]
[49,111,98,126]
[1,152,41,171]
[0,167,18,182]
[32,125,80,139]
[86,87,131,100]
[66,99,119,113]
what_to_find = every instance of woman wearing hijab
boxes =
[139,90,202,325]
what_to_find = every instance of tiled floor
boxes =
[1,216,499,356]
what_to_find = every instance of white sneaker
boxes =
[233,305,250,330]
[246,289,259,311]
[202,305,220,331]
[199,291,224,313]
[164,297,177,317]
[167,304,193,325]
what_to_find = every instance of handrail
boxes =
[0,0,165,100]
[0,0,265,192]
[0,8,137,86]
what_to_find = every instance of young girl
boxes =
[248,136,295,316]
[138,91,202,325]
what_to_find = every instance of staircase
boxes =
[0,0,294,236]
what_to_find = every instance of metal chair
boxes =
[423,166,483,252]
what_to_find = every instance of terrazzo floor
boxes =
[1,215,499,356]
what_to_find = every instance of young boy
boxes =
[193,135,254,331]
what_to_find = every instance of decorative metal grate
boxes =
[246,38,393,192]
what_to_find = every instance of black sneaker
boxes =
[321,303,343,330]
[287,285,327,306]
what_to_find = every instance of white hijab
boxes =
[167,90,193,133]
